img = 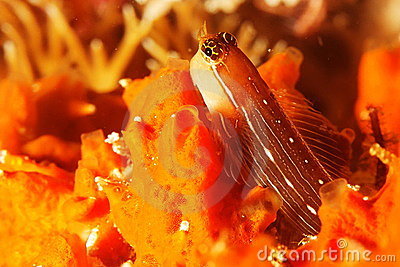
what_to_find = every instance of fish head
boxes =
[190,31,240,117]
[190,28,265,119]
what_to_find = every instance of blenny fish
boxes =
[189,27,351,247]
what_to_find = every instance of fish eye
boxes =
[219,32,237,46]
[201,39,225,63]
[205,47,213,57]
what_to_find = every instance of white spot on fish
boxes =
[304,159,309,164]
[276,119,281,124]
[318,179,324,185]
[307,205,318,215]
[285,177,295,189]
[265,148,274,162]
[263,99,268,105]
[289,137,294,143]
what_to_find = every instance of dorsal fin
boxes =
[272,87,351,179]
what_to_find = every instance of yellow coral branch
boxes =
[3,0,43,58]
[0,0,156,92]
[1,24,34,81]
[104,5,152,91]
[44,3,91,74]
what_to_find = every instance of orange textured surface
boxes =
[0,48,399,266]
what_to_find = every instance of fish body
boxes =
[190,31,350,245]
